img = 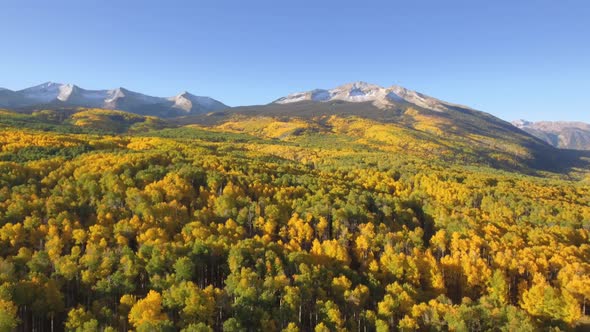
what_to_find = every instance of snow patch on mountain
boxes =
[19,82,63,103]
[169,92,228,113]
[1,82,228,117]
[57,84,76,101]
[105,88,125,103]
[274,81,455,112]
[512,119,533,128]
[78,88,110,102]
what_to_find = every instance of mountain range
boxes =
[2,81,589,153]
[274,81,461,112]
[513,120,590,150]
[0,82,228,117]
[272,82,590,150]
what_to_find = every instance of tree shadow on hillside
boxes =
[527,144,590,175]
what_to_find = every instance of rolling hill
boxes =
[0,108,166,134]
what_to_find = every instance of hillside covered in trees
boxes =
[0,106,589,331]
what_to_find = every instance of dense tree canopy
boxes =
[0,110,589,331]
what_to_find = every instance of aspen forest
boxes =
[0,108,589,332]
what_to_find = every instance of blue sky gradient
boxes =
[1,0,589,121]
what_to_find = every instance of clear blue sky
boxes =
[1,0,589,122]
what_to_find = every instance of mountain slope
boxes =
[0,82,228,117]
[274,81,466,112]
[3,81,588,173]
[177,82,569,173]
[513,120,590,150]
[0,88,24,107]
[168,91,229,114]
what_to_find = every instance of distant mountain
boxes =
[3,80,587,172]
[274,81,466,112]
[513,120,590,150]
[173,81,573,172]
[0,88,23,106]
[0,82,228,117]
[168,91,228,114]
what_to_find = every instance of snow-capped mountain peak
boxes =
[169,92,194,112]
[33,81,61,89]
[332,81,387,102]
[105,88,127,102]
[335,81,382,91]
[388,85,451,112]
[18,82,66,103]
[275,81,388,105]
[57,84,78,101]
[274,81,455,112]
[17,82,85,103]
[169,91,228,113]
[512,119,532,128]
[177,91,192,97]
[0,82,228,117]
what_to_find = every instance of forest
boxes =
[0,108,589,331]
